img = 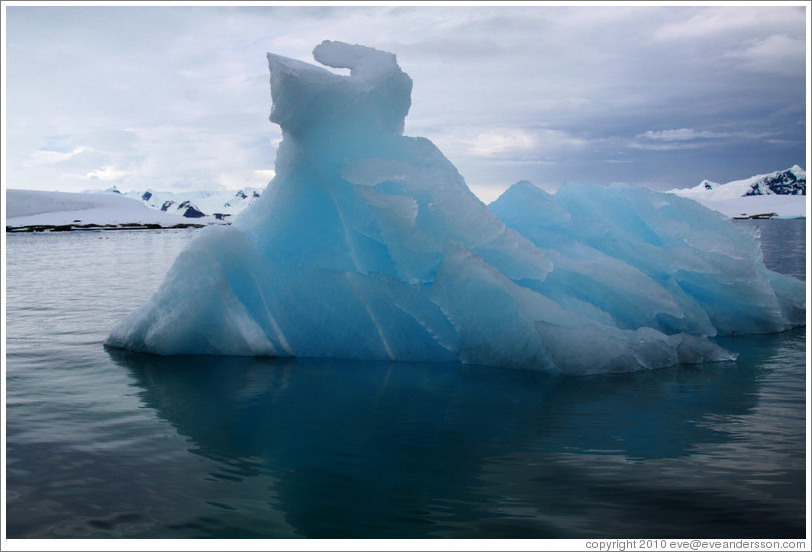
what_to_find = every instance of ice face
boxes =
[489,181,806,338]
[105,41,805,374]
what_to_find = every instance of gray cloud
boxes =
[3,4,807,202]
[639,129,732,142]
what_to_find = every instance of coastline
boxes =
[5,222,207,233]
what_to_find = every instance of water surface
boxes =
[4,220,807,538]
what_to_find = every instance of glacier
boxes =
[105,41,805,375]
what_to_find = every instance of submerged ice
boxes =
[106,41,805,375]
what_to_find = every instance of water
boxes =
[4,220,807,539]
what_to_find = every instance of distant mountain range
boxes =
[6,185,266,232]
[668,166,806,219]
[6,188,201,232]
[669,166,805,200]
[7,167,805,233]
[100,185,263,220]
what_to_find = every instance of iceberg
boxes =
[105,41,805,375]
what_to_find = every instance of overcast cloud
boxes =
[3,3,808,202]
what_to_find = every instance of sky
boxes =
[2,3,809,203]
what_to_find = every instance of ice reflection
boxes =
[106,345,804,538]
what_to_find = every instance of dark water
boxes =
[738,218,808,282]
[4,220,808,539]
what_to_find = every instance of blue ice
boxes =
[105,41,805,374]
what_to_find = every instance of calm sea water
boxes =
[4,219,808,539]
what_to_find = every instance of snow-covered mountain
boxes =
[99,186,263,221]
[7,186,265,231]
[670,166,806,200]
[6,189,202,231]
[668,166,806,219]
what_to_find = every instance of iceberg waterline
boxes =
[105,41,805,375]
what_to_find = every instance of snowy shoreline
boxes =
[682,195,806,220]
[5,189,211,233]
[6,222,206,233]
[667,166,806,220]
[5,184,806,234]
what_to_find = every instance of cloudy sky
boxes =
[3,3,808,203]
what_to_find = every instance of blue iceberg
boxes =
[106,41,805,375]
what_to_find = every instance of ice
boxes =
[490,181,806,338]
[106,41,805,374]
